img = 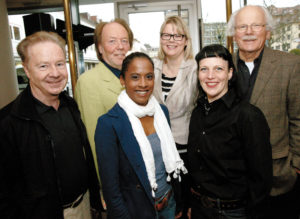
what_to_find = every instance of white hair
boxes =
[226,5,275,36]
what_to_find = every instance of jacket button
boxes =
[202,131,205,135]
[136,184,141,189]
[197,149,201,153]
[46,135,51,141]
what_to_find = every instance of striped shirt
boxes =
[162,73,176,101]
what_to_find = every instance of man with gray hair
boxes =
[227,5,300,219]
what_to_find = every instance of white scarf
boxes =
[118,90,187,197]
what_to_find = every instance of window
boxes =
[13,26,20,40]
[204,30,211,36]
[9,25,21,41]
[9,25,13,39]
[245,1,300,52]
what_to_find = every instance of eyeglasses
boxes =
[235,24,266,33]
[161,33,185,41]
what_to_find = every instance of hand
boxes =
[187,208,191,219]
[175,211,182,219]
[295,167,300,174]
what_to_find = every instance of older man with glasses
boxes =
[227,5,300,219]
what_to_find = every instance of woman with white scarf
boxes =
[95,52,187,219]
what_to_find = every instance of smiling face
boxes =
[120,57,154,106]
[160,23,187,59]
[23,41,68,103]
[198,57,233,103]
[234,6,271,61]
[98,22,130,70]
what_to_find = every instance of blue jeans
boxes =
[156,193,176,219]
[191,195,247,219]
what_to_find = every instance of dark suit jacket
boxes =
[95,103,174,219]
[234,47,300,196]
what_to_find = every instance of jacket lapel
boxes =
[250,47,277,104]
[154,59,165,103]
[100,62,123,95]
[167,59,190,101]
[234,47,277,105]
[110,105,154,203]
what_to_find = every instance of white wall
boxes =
[0,0,18,108]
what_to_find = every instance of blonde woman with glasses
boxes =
[153,15,198,219]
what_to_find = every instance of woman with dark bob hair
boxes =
[187,44,273,219]
[95,52,187,219]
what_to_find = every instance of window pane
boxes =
[201,0,228,48]
[129,11,165,57]
[10,25,13,39]
[13,26,20,40]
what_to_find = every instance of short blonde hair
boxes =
[158,16,193,61]
[17,31,66,63]
[94,18,134,61]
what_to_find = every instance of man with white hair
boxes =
[227,5,300,219]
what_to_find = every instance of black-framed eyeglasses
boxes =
[235,24,266,33]
[161,33,185,41]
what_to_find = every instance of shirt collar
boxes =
[34,94,66,114]
[199,88,237,111]
[237,48,264,65]
[220,88,237,108]
[101,59,121,78]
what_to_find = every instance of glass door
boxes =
[118,0,200,57]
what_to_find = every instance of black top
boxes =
[161,73,176,101]
[0,86,102,218]
[35,97,89,205]
[237,50,263,101]
[188,89,272,212]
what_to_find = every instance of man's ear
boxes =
[23,62,31,79]
[266,31,271,40]
[98,44,103,54]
